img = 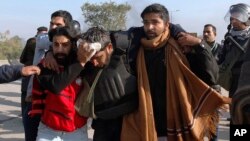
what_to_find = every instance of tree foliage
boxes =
[0,31,22,59]
[81,1,131,31]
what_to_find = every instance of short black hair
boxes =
[141,3,169,22]
[204,24,217,34]
[51,10,73,27]
[48,26,75,43]
[37,26,48,32]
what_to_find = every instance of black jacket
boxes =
[218,34,250,96]
[20,37,36,66]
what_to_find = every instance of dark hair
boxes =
[48,26,76,45]
[204,24,217,34]
[37,26,48,32]
[51,10,73,27]
[80,26,111,49]
[141,3,169,22]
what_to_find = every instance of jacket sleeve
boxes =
[186,45,219,87]
[0,65,23,84]
[169,23,186,39]
[20,38,36,65]
[37,62,84,93]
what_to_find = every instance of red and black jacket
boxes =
[29,59,88,132]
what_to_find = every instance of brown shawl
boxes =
[121,30,231,141]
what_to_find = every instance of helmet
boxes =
[71,20,81,37]
[224,3,250,25]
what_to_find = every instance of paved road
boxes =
[0,79,94,141]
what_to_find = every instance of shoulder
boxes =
[26,37,36,46]
[216,42,222,48]
[27,37,36,42]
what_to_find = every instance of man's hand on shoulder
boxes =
[43,51,60,73]
[177,32,202,46]
[177,32,202,53]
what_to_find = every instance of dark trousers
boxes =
[92,117,123,141]
[21,90,27,117]
[21,77,30,116]
[22,102,41,141]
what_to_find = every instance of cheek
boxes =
[60,47,71,55]
[91,59,98,66]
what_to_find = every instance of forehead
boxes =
[143,13,163,21]
[51,17,65,25]
[53,35,69,42]
[204,26,213,31]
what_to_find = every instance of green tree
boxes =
[0,31,22,60]
[81,1,131,31]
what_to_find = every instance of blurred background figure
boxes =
[19,26,48,117]
[203,24,222,63]
[218,3,250,97]
[218,3,250,125]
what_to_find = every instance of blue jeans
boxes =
[22,102,41,141]
[36,122,88,141]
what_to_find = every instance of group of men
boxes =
[1,2,250,141]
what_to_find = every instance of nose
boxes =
[147,23,154,30]
[50,24,58,30]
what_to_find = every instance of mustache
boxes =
[54,53,67,58]
[145,30,155,34]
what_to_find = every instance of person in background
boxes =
[218,3,250,125]
[0,64,40,84]
[218,3,250,100]
[231,39,250,124]
[203,24,224,141]
[203,24,222,63]
[19,26,48,117]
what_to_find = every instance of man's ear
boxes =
[164,22,170,30]
[106,43,113,54]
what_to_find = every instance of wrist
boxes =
[199,39,206,48]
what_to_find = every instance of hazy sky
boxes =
[0,0,249,42]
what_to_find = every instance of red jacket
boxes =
[30,66,87,132]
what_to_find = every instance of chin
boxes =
[146,35,155,39]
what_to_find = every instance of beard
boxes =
[54,53,68,65]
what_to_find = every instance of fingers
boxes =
[177,32,186,39]
[48,59,60,73]
[178,33,201,47]
[43,52,60,73]
[21,66,41,76]
[77,41,97,65]
[33,66,41,75]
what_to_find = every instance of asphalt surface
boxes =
[0,61,230,141]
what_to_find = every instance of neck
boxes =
[206,40,216,47]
